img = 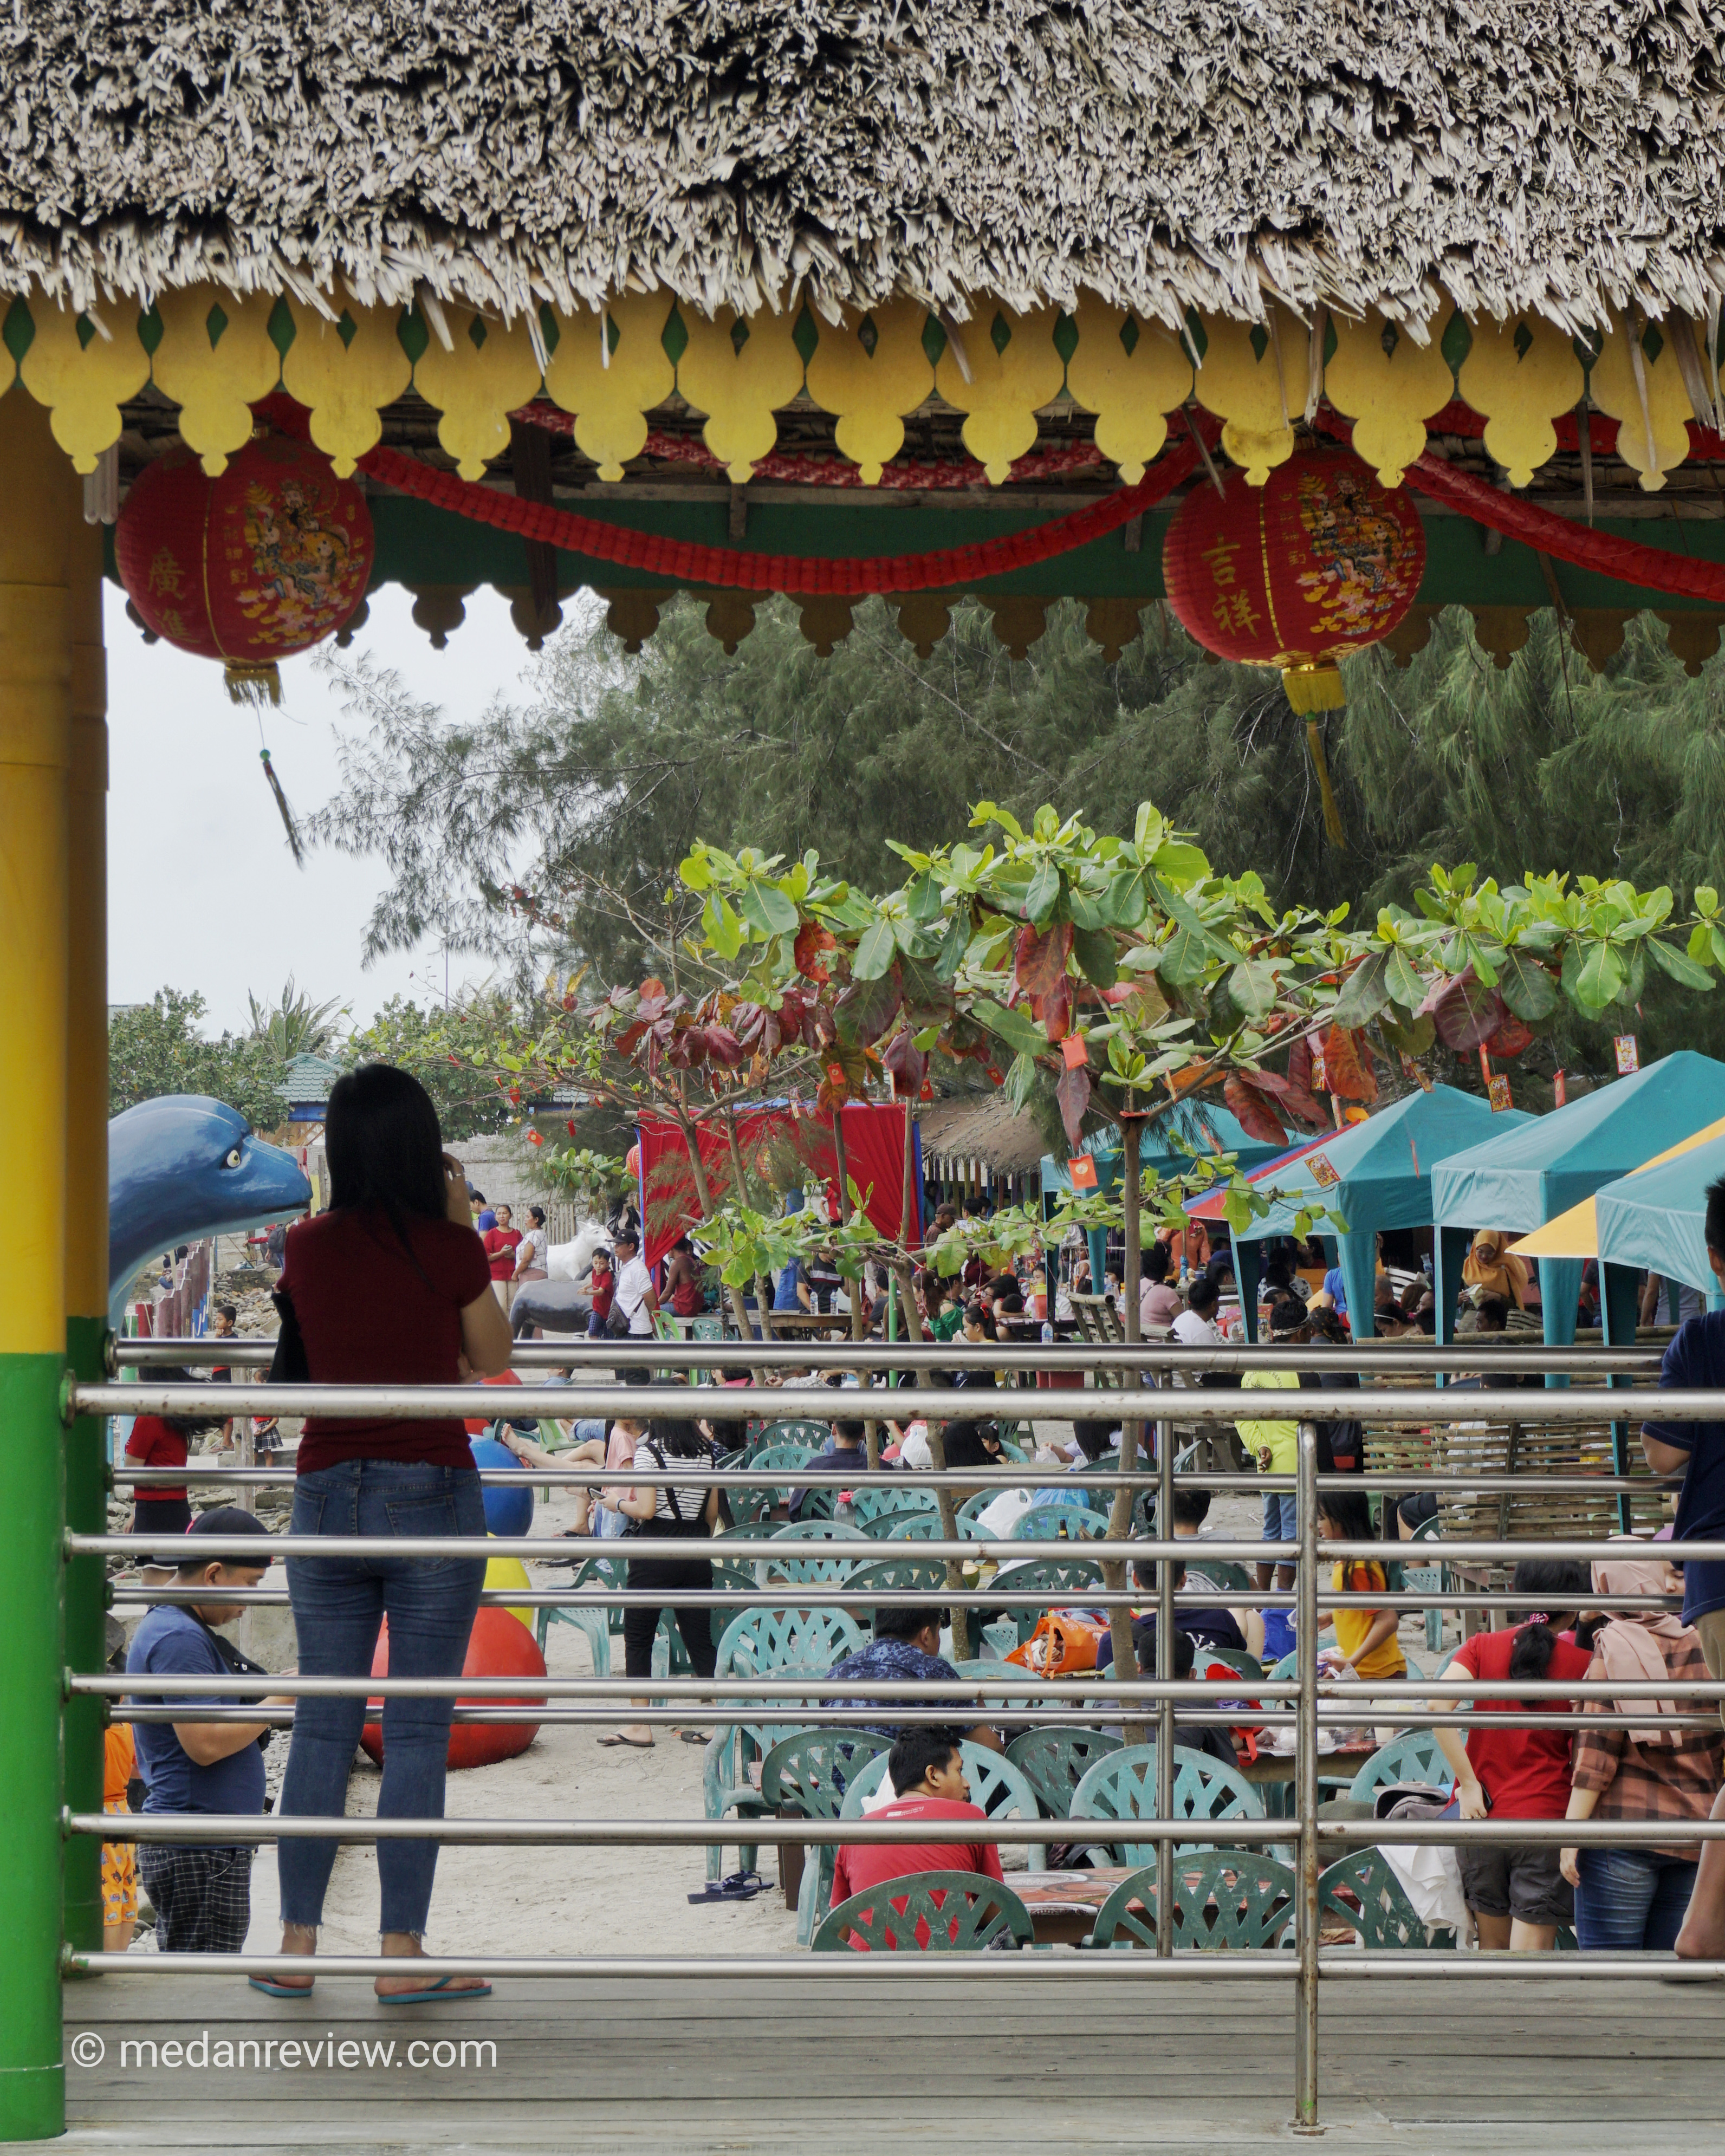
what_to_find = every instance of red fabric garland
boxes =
[351,433,1202,595]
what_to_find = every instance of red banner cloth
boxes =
[635,1104,914,1267]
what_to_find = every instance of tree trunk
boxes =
[718,1105,780,1349]
[832,1108,880,1470]
[1106,1118,1149,1745]
[676,1102,760,1358]
[893,1257,970,1660]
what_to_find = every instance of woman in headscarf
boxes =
[1462,1229,1529,1308]
[1559,1551,1724,1951]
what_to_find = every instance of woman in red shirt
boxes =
[481,1203,523,1313]
[263,1063,514,2003]
[125,1373,225,1578]
[1430,1558,1593,1952]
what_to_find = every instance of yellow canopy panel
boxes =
[1506,1113,1725,1262]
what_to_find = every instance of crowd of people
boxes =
[108,1063,1725,1977]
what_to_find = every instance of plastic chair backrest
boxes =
[852,1484,939,1527]
[1196,1646,1263,1681]
[1012,1504,1110,1542]
[813,1870,1036,1952]
[840,1742,1043,1835]
[1006,1725,1124,1816]
[1070,1743,1264,1865]
[715,1606,866,1678]
[715,1516,782,1542]
[1318,1847,1460,1950]
[753,1421,833,1453]
[845,1556,951,1597]
[1345,1729,1454,1802]
[763,1517,871,1584]
[886,1512,944,1541]
[1090,1851,1299,1951]
[989,1555,1107,1642]
[758,1730,892,1819]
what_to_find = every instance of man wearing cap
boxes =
[125,1508,294,1956]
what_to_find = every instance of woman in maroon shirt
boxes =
[263,1064,513,2003]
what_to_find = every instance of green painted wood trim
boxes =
[0,1350,68,2140]
[62,1314,107,1962]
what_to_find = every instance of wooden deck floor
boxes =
[53,1969,1725,2152]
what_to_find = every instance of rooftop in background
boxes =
[280,1053,346,1121]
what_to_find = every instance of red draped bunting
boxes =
[635,1104,915,1267]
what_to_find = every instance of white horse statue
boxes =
[546,1218,611,1284]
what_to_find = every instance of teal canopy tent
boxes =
[1594,1132,1725,1317]
[1040,1100,1285,1293]
[1430,1050,1725,1361]
[1190,1085,1525,1342]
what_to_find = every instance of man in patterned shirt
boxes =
[823,1607,1002,1750]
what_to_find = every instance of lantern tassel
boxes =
[1301,715,1347,851]
[225,661,282,708]
[257,746,307,868]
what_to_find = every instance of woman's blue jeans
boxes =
[277,1460,487,1938]
[1574,1845,1699,1952]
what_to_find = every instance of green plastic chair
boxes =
[1069,1743,1264,1866]
[955,1490,1000,1538]
[535,1552,628,1669]
[852,1484,939,1530]
[715,1516,782,1542]
[703,1606,869,1881]
[1195,1645,1263,1682]
[1405,1517,1447,1653]
[813,1869,1035,1953]
[886,1512,944,1541]
[756,1729,894,1945]
[845,1555,952,1597]
[1318,1847,1461,1950]
[1011,1504,1111,1543]
[764,1518,872,1584]
[752,1420,835,1454]
[988,1555,1107,1645]
[1345,1730,1454,1803]
[1006,1725,1124,1817]
[1085,1850,1299,1951]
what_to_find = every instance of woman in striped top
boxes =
[602,1417,722,1750]
[1560,1554,1724,1951]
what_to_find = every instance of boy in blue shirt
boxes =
[1639,1174,1725,1963]
[126,1508,289,1957]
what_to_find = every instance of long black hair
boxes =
[154,1367,226,1439]
[1507,1557,1591,1689]
[323,1063,448,1268]
[646,1416,712,1460]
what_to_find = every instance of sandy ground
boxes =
[239,1477,803,1962]
[213,1434,1435,1963]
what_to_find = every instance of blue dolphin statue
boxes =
[109,1095,313,1324]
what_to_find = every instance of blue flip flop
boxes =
[248,1975,316,1998]
[687,1871,764,1905]
[375,1976,494,2004]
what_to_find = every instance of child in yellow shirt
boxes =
[1318,1489,1406,1680]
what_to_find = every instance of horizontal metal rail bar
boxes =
[71,1380,1697,1424]
[67,1671,1725,1699]
[107,1464,1675,1497]
[71,1811,1298,1846]
[63,1949,1304,1980]
[119,1336,1665,1375]
[61,1947,1725,1980]
[66,1811,1725,1847]
[70,1529,1725,1562]
[103,1704,1722,1732]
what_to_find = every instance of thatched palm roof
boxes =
[8,3,1724,330]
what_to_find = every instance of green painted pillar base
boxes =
[0,1352,68,2139]
[63,1314,107,1964]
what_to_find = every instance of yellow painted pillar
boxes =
[63,514,109,1962]
[0,386,76,2139]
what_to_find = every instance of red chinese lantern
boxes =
[115,415,373,704]
[1163,450,1425,842]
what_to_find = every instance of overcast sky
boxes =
[106,582,540,1037]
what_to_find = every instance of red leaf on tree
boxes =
[794,920,837,983]
[881,1026,928,1099]
[1056,1061,1091,1145]
[1039,977,1074,1042]
[1489,1014,1534,1058]
[1015,921,1073,1002]
[1288,1034,1313,1096]
[704,1025,747,1069]
[1253,1067,1327,1131]
[1320,1025,1378,1103]
[1224,1073,1290,1146]
[1422,973,1506,1054]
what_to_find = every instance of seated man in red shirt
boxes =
[828,1728,1003,1946]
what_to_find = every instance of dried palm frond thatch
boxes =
[4,2,1724,332]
